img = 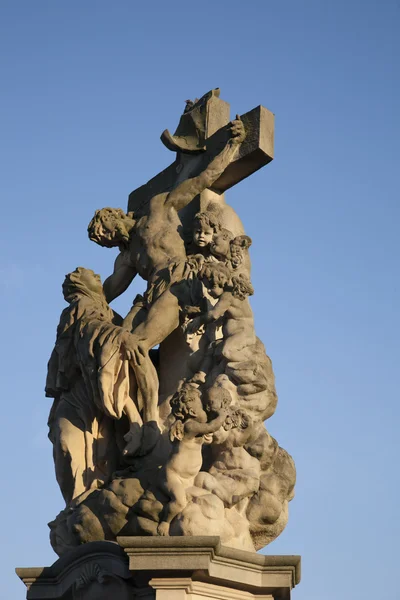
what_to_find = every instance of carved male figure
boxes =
[88,117,246,369]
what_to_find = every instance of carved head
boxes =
[200,262,231,298]
[204,384,232,414]
[62,267,104,303]
[229,235,252,268]
[88,208,135,248]
[210,228,234,260]
[210,232,252,269]
[170,383,207,423]
[231,273,254,300]
[192,211,221,249]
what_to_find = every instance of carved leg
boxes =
[129,356,160,424]
[129,290,180,426]
[51,412,87,504]
[158,471,188,535]
[132,289,180,350]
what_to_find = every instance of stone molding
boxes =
[150,577,275,599]
[17,536,300,600]
[118,536,300,599]
[16,541,132,599]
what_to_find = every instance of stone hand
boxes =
[121,332,147,365]
[230,115,246,145]
[157,521,170,536]
[122,428,141,457]
[219,407,230,419]
[184,316,205,336]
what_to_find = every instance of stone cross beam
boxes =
[127,88,274,219]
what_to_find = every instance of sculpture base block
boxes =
[16,537,301,600]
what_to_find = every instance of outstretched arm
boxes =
[165,116,245,212]
[103,252,137,303]
[185,410,228,436]
[184,292,233,335]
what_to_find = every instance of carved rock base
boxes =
[17,537,301,600]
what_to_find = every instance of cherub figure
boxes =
[189,204,252,270]
[210,228,252,272]
[194,378,261,508]
[157,383,228,536]
[184,262,254,368]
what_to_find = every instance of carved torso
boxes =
[129,193,186,281]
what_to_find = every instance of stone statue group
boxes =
[46,112,296,555]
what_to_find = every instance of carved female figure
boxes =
[46,267,147,504]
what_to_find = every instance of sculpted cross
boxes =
[123,89,275,403]
[87,90,275,433]
[41,90,298,560]
[128,88,274,230]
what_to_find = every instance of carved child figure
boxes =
[190,206,252,272]
[195,380,261,509]
[184,262,255,378]
[157,383,228,536]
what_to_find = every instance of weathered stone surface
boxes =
[16,541,133,599]
[44,90,296,557]
[17,537,301,599]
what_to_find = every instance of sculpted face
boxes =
[90,223,121,248]
[210,228,233,259]
[88,208,134,248]
[193,223,214,248]
[188,394,207,423]
[62,268,103,302]
[204,388,222,413]
[205,386,231,413]
[202,275,225,299]
[78,269,103,294]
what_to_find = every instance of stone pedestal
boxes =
[17,537,300,600]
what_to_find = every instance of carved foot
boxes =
[191,371,207,384]
[157,521,170,536]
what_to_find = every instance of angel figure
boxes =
[157,383,228,536]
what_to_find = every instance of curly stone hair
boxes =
[87,207,135,248]
[231,274,254,300]
[199,262,231,288]
[170,383,203,420]
[193,208,221,234]
[229,235,252,269]
[199,263,253,300]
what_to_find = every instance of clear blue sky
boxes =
[1,1,399,598]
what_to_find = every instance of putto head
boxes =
[230,235,252,269]
[231,273,254,300]
[200,262,231,298]
[192,209,221,248]
[170,383,206,422]
[204,384,232,414]
[88,208,135,248]
[210,228,234,260]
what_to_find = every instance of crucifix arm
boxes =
[165,117,245,213]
